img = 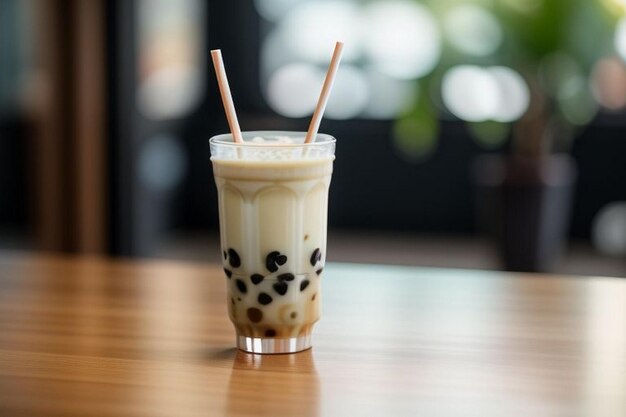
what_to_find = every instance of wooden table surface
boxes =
[0,254,624,417]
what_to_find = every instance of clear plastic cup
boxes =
[210,131,336,353]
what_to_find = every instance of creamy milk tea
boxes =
[210,131,335,353]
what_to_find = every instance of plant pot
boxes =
[474,154,577,272]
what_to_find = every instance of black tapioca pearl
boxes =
[304,234,309,241]
[247,308,263,323]
[235,279,247,294]
[310,248,321,266]
[316,268,323,276]
[277,273,294,282]
[223,250,227,260]
[224,268,232,278]
[276,254,287,266]
[251,274,264,285]
[258,292,273,305]
[290,312,297,319]
[300,280,310,291]
[228,248,241,268]
[266,251,279,272]
[265,329,276,337]
[311,293,317,301]
[273,282,288,296]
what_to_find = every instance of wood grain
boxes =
[0,253,624,417]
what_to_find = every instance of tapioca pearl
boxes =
[235,279,247,294]
[276,254,287,266]
[311,293,316,301]
[265,251,280,272]
[316,268,323,276]
[310,248,321,266]
[277,273,294,282]
[223,251,227,260]
[265,329,276,337]
[300,280,310,291]
[247,308,263,323]
[290,312,297,319]
[224,268,232,278]
[251,274,264,285]
[273,282,288,296]
[258,292,273,305]
[304,234,309,241]
[228,248,241,268]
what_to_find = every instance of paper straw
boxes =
[304,41,344,144]
[211,49,243,143]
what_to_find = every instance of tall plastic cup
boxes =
[209,131,335,353]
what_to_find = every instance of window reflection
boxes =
[136,0,205,120]
[257,0,441,120]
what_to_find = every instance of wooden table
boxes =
[0,254,624,417]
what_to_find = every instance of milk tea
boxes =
[210,132,335,353]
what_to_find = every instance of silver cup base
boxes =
[236,334,312,354]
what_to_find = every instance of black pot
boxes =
[474,154,577,272]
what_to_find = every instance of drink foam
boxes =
[251,136,294,144]
[211,135,334,162]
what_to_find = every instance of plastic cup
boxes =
[210,131,336,353]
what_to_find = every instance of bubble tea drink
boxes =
[210,131,335,353]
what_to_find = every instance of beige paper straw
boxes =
[304,41,344,144]
[211,49,243,143]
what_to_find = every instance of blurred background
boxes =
[1,0,626,276]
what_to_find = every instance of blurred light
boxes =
[138,66,202,119]
[592,202,626,256]
[502,0,543,15]
[603,0,626,17]
[539,53,580,98]
[591,57,626,110]
[489,67,530,122]
[392,115,437,161]
[325,65,369,120]
[137,0,204,120]
[559,75,583,101]
[280,2,361,63]
[615,18,626,61]
[442,66,530,123]
[363,68,417,119]
[538,53,597,125]
[468,121,511,149]
[254,0,302,22]
[260,28,292,85]
[266,63,323,117]
[558,74,598,125]
[442,66,499,122]
[444,5,502,57]
[138,135,187,191]
[362,1,441,79]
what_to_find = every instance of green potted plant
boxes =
[396,0,621,271]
